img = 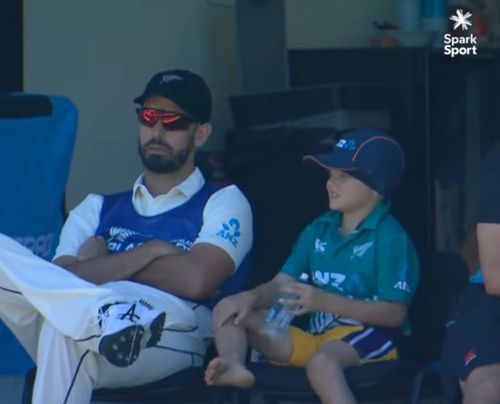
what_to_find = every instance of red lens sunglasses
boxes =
[136,107,194,131]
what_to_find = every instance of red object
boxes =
[136,107,193,130]
[475,15,488,40]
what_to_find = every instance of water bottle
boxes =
[263,273,309,336]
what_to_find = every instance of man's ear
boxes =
[194,123,212,147]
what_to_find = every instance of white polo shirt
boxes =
[54,168,253,269]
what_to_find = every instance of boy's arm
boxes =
[284,283,408,328]
[319,294,408,327]
[248,272,297,309]
[212,272,296,328]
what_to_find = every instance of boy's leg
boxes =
[205,310,293,387]
[304,326,397,404]
[306,341,359,404]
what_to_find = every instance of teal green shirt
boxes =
[280,202,420,334]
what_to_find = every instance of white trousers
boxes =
[0,234,212,404]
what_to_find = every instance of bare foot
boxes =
[205,356,255,388]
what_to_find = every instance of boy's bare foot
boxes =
[205,357,255,388]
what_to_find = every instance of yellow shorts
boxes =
[285,325,399,367]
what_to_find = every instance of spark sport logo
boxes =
[443,9,478,58]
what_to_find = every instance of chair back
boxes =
[0,93,78,375]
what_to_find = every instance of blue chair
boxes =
[0,93,78,375]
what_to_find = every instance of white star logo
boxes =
[450,9,473,31]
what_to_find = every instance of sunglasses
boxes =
[136,107,194,131]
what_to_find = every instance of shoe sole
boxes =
[144,312,166,348]
[99,324,145,367]
[99,312,166,367]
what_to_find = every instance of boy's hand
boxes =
[281,282,330,315]
[212,291,257,328]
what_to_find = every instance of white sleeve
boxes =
[193,185,253,270]
[53,194,104,260]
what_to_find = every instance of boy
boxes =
[205,129,420,404]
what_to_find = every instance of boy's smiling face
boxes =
[326,169,380,213]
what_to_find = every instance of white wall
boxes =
[286,0,398,48]
[24,0,240,208]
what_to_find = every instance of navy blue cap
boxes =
[134,69,212,123]
[304,129,405,197]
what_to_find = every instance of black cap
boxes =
[133,69,212,123]
[304,128,405,197]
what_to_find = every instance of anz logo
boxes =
[314,271,346,291]
[216,218,241,247]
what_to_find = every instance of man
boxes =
[442,140,500,404]
[0,69,252,404]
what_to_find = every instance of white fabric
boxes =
[54,168,253,268]
[0,234,210,404]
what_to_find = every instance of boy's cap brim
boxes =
[303,154,363,172]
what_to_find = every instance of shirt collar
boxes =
[132,167,205,199]
[320,200,391,230]
[361,200,391,229]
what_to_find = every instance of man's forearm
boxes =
[132,243,234,300]
[55,242,171,284]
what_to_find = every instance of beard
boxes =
[138,135,194,174]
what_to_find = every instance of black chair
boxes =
[246,360,421,404]
[22,350,229,404]
[236,251,469,404]
[23,366,215,404]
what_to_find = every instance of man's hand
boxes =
[143,239,180,258]
[76,236,108,261]
[212,291,258,328]
[280,281,331,315]
[57,238,181,284]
